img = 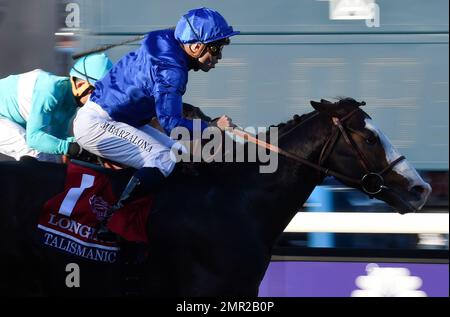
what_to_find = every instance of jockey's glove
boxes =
[208,117,220,127]
[208,116,235,131]
[67,142,83,158]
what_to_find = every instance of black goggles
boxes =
[207,38,230,56]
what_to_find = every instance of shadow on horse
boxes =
[0,98,431,296]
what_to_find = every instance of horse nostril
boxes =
[409,184,431,200]
[411,185,425,195]
[407,183,432,211]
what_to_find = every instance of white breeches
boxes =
[73,100,181,177]
[0,116,61,162]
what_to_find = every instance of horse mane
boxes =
[176,97,365,178]
[172,109,322,182]
[268,111,316,136]
[269,97,364,136]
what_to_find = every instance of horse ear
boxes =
[320,99,333,104]
[310,100,325,112]
[310,100,339,115]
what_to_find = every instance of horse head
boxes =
[308,97,431,213]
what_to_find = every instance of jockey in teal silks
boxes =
[0,53,113,162]
[72,7,240,240]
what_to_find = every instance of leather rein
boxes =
[229,108,405,196]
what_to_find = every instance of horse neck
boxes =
[247,115,332,246]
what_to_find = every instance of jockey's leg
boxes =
[114,166,165,209]
[73,100,179,174]
[95,167,167,241]
[0,117,61,162]
[73,100,181,240]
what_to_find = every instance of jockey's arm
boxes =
[153,66,220,135]
[155,91,209,136]
[26,89,74,155]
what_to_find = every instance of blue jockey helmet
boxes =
[70,53,113,84]
[175,7,240,44]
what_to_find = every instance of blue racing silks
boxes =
[90,29,209,135]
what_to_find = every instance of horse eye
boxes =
[366,136,377,145]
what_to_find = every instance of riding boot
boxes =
[19,155,38,163]
[97,167,166,242]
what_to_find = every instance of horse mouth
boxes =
[377,187,426,214]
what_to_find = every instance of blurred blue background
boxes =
[1,0,448,170]
[72,0,449,171]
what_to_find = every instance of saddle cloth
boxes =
[37,161,152,263]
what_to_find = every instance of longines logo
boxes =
[89,195,112,222]
[48,213,98,240]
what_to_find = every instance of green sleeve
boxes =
[25,76,73,155]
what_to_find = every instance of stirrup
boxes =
[96,177,141,243]
[114,176,141,210]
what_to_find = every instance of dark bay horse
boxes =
[0,98,431,296]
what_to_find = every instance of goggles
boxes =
[207,38,230,56]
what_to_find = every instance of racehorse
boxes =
[0,98,431,296]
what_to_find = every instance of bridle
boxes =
[230,107,405,197]
[316,108,405,196]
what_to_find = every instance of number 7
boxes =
[58,174,95,217]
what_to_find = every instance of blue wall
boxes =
[77,0,449,170]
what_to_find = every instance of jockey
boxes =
[0,53,113,162]
[72,7,240,238]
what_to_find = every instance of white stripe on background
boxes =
[284,212,449,234]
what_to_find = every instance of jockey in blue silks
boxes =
[72,7,240,240]
[0,53,112,162]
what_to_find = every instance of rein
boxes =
[229,108,405,196]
